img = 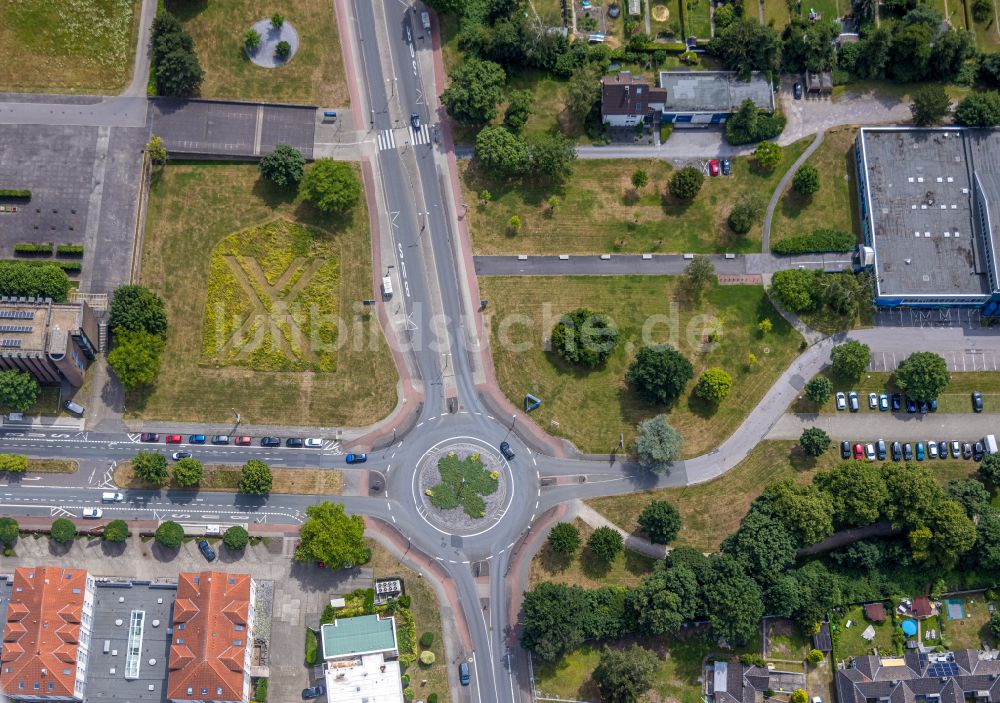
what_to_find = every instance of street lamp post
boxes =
[231,408,241,438]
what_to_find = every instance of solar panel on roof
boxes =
[0,325,31,333]
[0,310,33,320]
[1,339,21,348]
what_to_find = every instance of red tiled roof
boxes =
[864,603,887,622]
[0,567,88,699]
[912,596,933,618]
[167,572,252,703]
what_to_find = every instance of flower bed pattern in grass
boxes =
[426,452,499,518]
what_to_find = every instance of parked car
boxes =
[165,434,182,444]
[302,686,326,700]
[102,492,124,502]
[848,391,859,413]
[260,437,281,447]
[211,435,229,445]
[841,441,851,459]
[835,392,847,411]
[906,397,917,413]
[189,435,206,444]
[879,394,889,411]
[876,439,886,460]
[709,159,720,176]
[171,451,192,461]
[82,507,103,519]
[500,441,515,460]
[951,440,962,458]
[197,539,216,562]
[928,441,938,459]
[963,442,973,459]
[891,441,902,461]
[305,438,324,448]
[721,159,731,176]
[345,453,367,464]
[793,82,803,99]
[916,442,925,461]
[286,437,304,448]
[973,391,984,413]
[891,393,902,411]
[459,662,471,686]
[975,442,985,461]
[865,443,876,461]
[235,436,252,446]
[853,443,864,460]
[903,443,913,461]
[868,392,878,409]
[938,441,948,459]
[63,400,85,415]
[140,432,159,442]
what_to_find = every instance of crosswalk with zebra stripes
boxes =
[377,124,432,151]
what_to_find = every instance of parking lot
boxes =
[874,307,982,330]
[868,348,1000,373]
[1,533,373,703]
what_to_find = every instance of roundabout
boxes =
[411,436,516,537]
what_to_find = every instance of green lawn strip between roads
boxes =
[463,143,809,255]
[0,0,141,94]
[165,0,349,106]
[480,276,802,457]
[134,161,397,426]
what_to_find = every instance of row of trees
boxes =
[151,12,204,97]
[1,515,247,551]
[474,126,576,184]
[131,452,274,494]
[0,261,72,301]
[107,285,168,390]
[771,269,868,320]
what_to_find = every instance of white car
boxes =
[304,438,324,448]
[101,492,124,502]
[82,508,103,519]
[928,441,939,459]
[865,443,876,461]
[868,392,878,409]
[835,392,847,411]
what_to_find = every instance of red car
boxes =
[235,436,252,446]
[709,159,720,176]
[166,434,183,444]
[853,443,864,460]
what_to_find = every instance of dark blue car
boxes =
[197,540,216,562]
[906,397,917,413]
[459,661,470,686]
[189,435,206,444]
[346,453,367,464]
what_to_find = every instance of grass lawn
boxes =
[534,628,751,703]
[20,459,78,474]
[134,161,397,426]
[681,0,713,38]
[367,541,450,702]
[651,0,684,37]
[796,370,1000,415]
[0,0,141,94]
[763,0,841,26]
[940,594,995,650]
[833,605,897,658]
[165,0,348,106]
[114,462,344,494]
[464,142,808,255]
[480,276,803,456]
[771,128,859,249]
[766,619,811,660]
[534,0,566,26]
[973,0,1000,51]
[529,519,657,590]
[0,386,63,417]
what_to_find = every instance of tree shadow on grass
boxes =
[579,546,614,579]
[251,177,298,210]
[536,541,574,575]
[788,443,821,471]
[165,0,208,22]
[778,190,812,221]
[686,388,719,419]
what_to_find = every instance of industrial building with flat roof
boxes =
[658,71,775,124]
[855,128,1000,311]
[0,297,98,387]
[321,614,404,703]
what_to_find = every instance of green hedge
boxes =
[0,261,72,300]
[772,229,856,255]
[56,244,84,257]
[0,259,80,275]
[14,243,53,255]
[0,190,31,199]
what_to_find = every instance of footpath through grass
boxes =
[165,0,348,105]
[529,519,657,590]
[479,276,803,456]
[462,142,808,254]
[114,462,344,494]
[770,127,860,249]
[136,162,397,426]
[0,0,141,93]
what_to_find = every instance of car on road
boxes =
[975,442,985,461]
[903,443,913,461]
[928,441,938,459]
[848,391,859,412]
[835,392,847,411]
[102,492,124,502]
[963,442,973,459]
[171,451,192,461]
[305,438,324,448]
[891,393,902,411]
[189,435,206,444]
[709,159,720,176]
[868,392,878,409]
[260,437,281,447]
[916,442,925,461]
[459,661,471,686]
[853,443,864,460]
[197,539,216,562]
[841,441,851,459]
[938,441,948,459]
[973,391,984,413]
[166,434,182,444]
[721,159,731,176]
[876,439,886,460]
[793,82,803,99]
[346,453,367,464]
[891,441,902,461]
[952,440,962,458]
[879,394,889,411]
[410,113,420,129]
[865,443,876,461]
[500,441,515,460]
[235,436,252,446]
[286,437,304,448]
[212,435,229,445]
[302,686,326,700]
[140,432,159,442]
[906,397,917,413]
[82,508,102,519]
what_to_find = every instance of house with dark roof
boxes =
[601,72,667,127]
[836,650,1000,703]
[864,603,887,623]
[166,571,256,703]
[0,567,95,702]
[707,660,806,703]
[911,596,935,619]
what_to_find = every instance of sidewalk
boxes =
[573,500,668,559]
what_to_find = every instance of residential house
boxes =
[836,650,1000,703]
[601,72,667,126]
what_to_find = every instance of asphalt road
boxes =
[473,253,854,276]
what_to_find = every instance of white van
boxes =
[382,275,394,300]
[102,492,124,502]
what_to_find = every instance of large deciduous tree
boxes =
[710,18,780,78]
[815,460,889,526]
[547,522,581,555]
[172,457,203,487]
[259,144,306,188]
[154,520,184,548]
[587,526,624,563]
[638,500,681,544]
[593,644,659,703]
[633,414,684,473]
[895,351,950,401]
[132,451,169,486]
[109,285,167,337]
[441,58,506,126]
[695,368,733,403]
[910,85,952,127]
[299,160,361,214]
[108,329,165,389]
[550,308,619,369]
[830,340,871,379]
[669,166,705,201]
[239,459,273,495]
[626,344,694,406]
[0,370,40,412]
[474,125,529,177]
[702,554,765,645]
[804,376,833,405]
[295,502,368,568]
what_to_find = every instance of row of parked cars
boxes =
[842,438,988,462]
[834,391,984,414]
[138,433,369,464]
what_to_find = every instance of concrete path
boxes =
[761,131,825,252]
[122,0,157,98]
[574,499,668,559]
[761,275,827,346]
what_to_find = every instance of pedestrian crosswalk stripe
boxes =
[377,129,396,151]
[411,124,431,145]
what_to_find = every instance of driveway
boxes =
[777,78,912,145]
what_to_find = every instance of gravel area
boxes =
[246,19,300,68]
[417,441,510,535]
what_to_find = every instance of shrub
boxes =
[772,229,855,255]
[0,189,31,199]
[669,166,705,201]
[271,12,284,29]
[0,371,40,412]
[638,500,681,544]
[726,99,786,145]
[548,522,581,555]
[56,244,85,257]
[727,194,765,234]
[223,525,249,551]
[275,40,291,59]
[419,650,436,664]
[0,516,18,547]
[403,690,415,702]
[974,0,992,21]
[305,628,319,664]
[50,518,76,544]
[103,519,130,543]
[0,454,29,474]
[792,690,808,703]
[695,367,733,403]
[428,695,439,703]
[259,144,306,188]
[419,631,435,648]
[792,163,821,196]
[154,520,184,549]
[254,678,269,703]
[14,243,54,255]
[754,141,783,170]
[299,160,361,214]
[244,28,261,53]
[550,308,619,368]
[587,526,624,562]
[808,648,825,663]
[0,261,71,301]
